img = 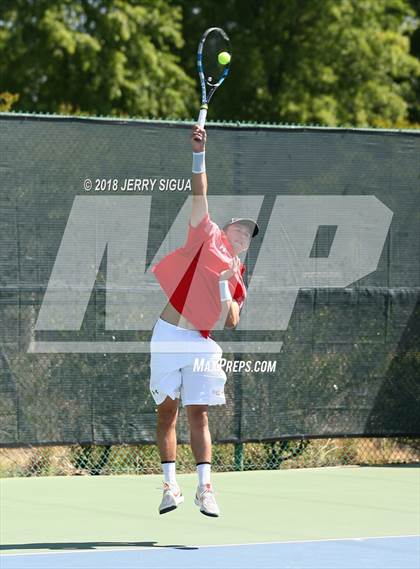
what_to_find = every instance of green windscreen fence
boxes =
[0,114,419,447]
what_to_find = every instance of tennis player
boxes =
[150,124,259,517]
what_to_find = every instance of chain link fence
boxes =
[1,438,419,478]
[1,117,419,480]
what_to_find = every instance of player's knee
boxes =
[187,406,209,429]
[157,399,178,428]
[157,410,178,429]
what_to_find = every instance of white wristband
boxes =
[219,280,232,302]
[192,151,206,174]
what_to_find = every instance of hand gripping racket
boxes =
[196,27,231,128]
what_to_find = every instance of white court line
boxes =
[1,534,418,557]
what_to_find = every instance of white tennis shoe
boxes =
[194,483,220,517]
[159,482,184,514]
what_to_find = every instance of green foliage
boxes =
[408,0,420,123]
[1,439,418,477]
[0,0,195,117]
[0,92,19,111]
[0,1,418,125]
[180,0,420,126]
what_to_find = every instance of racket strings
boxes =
[202,31,230,87]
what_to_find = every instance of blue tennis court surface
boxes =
[1,536,419,569]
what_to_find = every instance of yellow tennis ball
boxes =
[218,51,231,65]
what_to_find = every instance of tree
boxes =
[0,92,19,112]
[0,0,195,117]
[408,0,420,123]
[180,0,420,127]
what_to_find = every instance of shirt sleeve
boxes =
[185,213,220,248]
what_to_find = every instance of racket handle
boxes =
[197,105,208,128]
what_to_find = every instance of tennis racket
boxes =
[196,27,231,129]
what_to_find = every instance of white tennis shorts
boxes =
[149,318,227,406]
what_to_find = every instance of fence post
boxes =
[234,442,244,471]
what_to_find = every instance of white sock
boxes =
[197,462,211,486]
[162,461,176,485]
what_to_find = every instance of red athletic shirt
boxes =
[152,213,247,338]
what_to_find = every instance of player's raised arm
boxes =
[190,125,209,227]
